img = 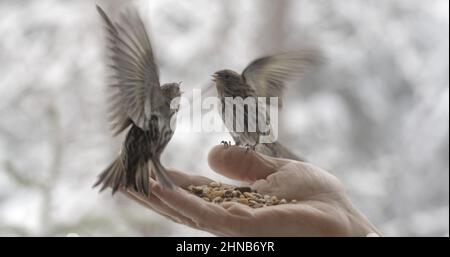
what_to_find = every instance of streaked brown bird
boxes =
[212,50,323,161]
[94,5,181,196]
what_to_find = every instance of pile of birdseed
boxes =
[186,181,297,209]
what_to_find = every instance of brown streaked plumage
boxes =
[212,50,323,161]
[94,5,181,196]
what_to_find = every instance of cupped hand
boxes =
[121,145,381,236]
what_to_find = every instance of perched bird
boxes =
[212,50,323,161]
[94,5,181,196]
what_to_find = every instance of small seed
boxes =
[202,187,210,195]
[209,181,220,187]
[223,185,233,190]
[232,190,241,197]
[209,190,224,198]
[202,197,211,202]
[243,192,253,198]
[291,199,297,203]
[279,199,287,204]
[255,198,266,203]
[235,187,252,193]
[249,200,258,205]
[192,186,203,195]
[213,197,223,203]
[239,198,249,205]
[224,190,233,198]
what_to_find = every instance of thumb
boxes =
[207,145,288,183]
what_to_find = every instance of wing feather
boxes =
[242,48,323,106]
[97,5,164,133]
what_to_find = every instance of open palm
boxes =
[122,145,380,236]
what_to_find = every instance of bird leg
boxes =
[220,140,232,147]
[244,143,256,153]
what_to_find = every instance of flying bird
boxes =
[212,50,323,160]
[94,5,181,196]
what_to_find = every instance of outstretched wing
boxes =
[97,5,164,133]
[242,49,323,107]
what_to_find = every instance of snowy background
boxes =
[0,0,448,236]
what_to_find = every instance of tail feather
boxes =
[151,158,175,189]
[93,157,126,195]
[134,161,150,196]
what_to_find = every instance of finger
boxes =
[120,188,197,228]
[208,145,288,182]
[121,189,182,224]
[166,169,235,189]
[151,180,238,236]
[165,169,214,189]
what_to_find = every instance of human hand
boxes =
[121,145,381,236]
